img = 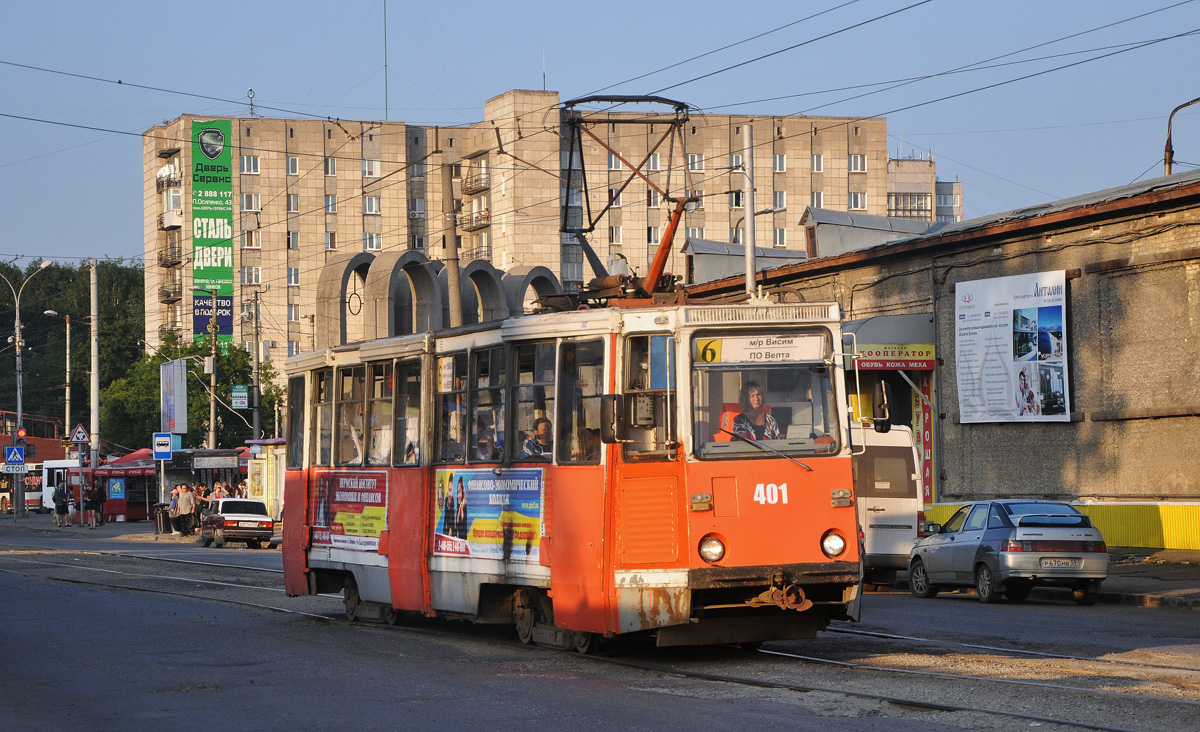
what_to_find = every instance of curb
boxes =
[888,578,1200,611]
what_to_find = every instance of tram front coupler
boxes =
[746,570,813,612]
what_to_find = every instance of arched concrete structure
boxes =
[361,250,445,338]
[314,252,375,348]
[501,266,563,317]
[461,260,509,325]
[402,254,446,333]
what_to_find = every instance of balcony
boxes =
[157,146,181,159]
[460,171,491,195]
[460,210,491,232]
[462,243,492,262]
[159,281,183,303]
[159,209,183,230]
[158,323,181,341]
[156,176,182,193]
[158,245,184,268]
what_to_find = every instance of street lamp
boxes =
[0,258,54,519]
[193,286,219,449]
[43,310,70,453]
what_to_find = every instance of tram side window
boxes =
[312,369,333,466]
[287,376,305,468]
[624,335,677,460]
[437,353,468,462]
[394,359,422,465]
[335,366,366,467]
[365,362,393,466]
[470,347,506,463]
[511,342,555,462]
[557,340,604,463]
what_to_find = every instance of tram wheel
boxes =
[380,605,398,626]
[515,606,535,644]
[571,631,597,655]
[344,578,361,622]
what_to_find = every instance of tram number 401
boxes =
[753,483,789,505]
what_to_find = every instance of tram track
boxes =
[4,543,1197,731]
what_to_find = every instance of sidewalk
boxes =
[0,511,279,547]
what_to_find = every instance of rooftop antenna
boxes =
[247,88,256,117]
[384,0,389,120]
[542,49,546,91]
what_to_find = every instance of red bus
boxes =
[283,302,868,649]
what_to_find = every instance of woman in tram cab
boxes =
[732,380,781,441]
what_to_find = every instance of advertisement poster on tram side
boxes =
[432,468,542,562]
[955,271,1070,423]
[310,471,388,551]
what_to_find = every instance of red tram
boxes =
[283,301,870,648]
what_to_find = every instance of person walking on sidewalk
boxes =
[176,484,196,536]
[82,484,98,529]
[52,484,69,527]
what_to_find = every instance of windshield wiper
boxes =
[717,428,813,472]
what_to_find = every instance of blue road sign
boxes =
[152,433,173,461]
[5,446,25,464]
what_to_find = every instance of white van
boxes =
[853,425,923,587]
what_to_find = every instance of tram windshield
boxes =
[691,332,839,459]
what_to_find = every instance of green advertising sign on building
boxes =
[191,119,234,342]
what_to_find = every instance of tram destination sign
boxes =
[694,334,827,364]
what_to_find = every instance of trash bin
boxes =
[154,503,171,535]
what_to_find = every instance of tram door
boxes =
[609,335,685,629]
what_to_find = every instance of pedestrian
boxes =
[95,482,107,526]
[169,485,181,534]
[176,484,196,536]
[82,484,98,529]
[194,482,207,524]
[52,483,69,528]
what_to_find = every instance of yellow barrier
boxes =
[923,503,1200,550]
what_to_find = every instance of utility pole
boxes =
[207,293,218,449]
[43,311,70,443]
[742,125,757,297]
[89,260,99,478]
[251,289,262,440]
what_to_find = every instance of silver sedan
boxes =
[908,500,1108,605]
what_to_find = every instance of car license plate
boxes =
[238,521,258,528]
[1040,557,1081,569]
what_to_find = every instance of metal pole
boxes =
[5,259,53,519]
[89,260,99,478]
[1165,95,1200,177]
[64,315,70,437]
[208,294,217,449]
[252,290,261,440]
[742,125,756,297]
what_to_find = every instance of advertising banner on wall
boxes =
[159,358,188,434]
[190,119,234,342]
[311,471,388,551]
[432,468,542,562]
[955,271,1070,423]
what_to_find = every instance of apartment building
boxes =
[144,88,948,362]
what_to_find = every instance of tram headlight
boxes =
[698,535,726,563]
[821,530,847,558]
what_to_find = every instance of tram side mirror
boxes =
[600,394,626,443]
[872,382,892,433]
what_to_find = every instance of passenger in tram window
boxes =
[520,417,553,460]
[732,381,781,441]
[404,441,419,465]
[473,419,498,461]
[580,428,601,462]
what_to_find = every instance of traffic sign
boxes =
[70,424,90,443]
[152,433,173,461]
[2,464,28,474]
[5,446,25,465]
[232,384,249,409]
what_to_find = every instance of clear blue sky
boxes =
[2,0,1199,265]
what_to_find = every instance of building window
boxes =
[849,191,866,210]
[647,226,660,244]
[410,235,426,250]
[410,162,426,177]
[362,159,381,177]
[729,190,744,209]
[647,188,660,208]
[695,189,705,208]
[451,162,462,178]
[938,193,961,207]
[608,152,622,171]
[240,193,260,212]
[165,188,182,211]
[240,303,253,320]
[324,157,337,176]
[609,226,622,244]
[730,153,743,170]
[240,155,260,174]
[325,232,337,251]
[773,190,786,209]
[364,233,382,251]
[888,192,933,220]
[363,195,381,214]
[811,154,823,173]
[288,304,300,322]
[730,227,743,245]
[686,227,704,240]
[325,195,337,213]
[849,154,866,173]
[688,153,704,171]
[288,341,301,357]
[240,230,260,249]
[410,198,426,214]
[773,228,787,248]
[287,231,299,249]
[773,154,786,173]
[240,267,261,285]
[288,267,300,286]
[287,193,299,213]
[287,157,299,175]
[647,152,660,171]
[608,188,622,207]
[811,191,823,209]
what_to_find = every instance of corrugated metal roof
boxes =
[800,207,940,235]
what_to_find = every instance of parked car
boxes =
[200,498,275,549]
[908,500,1108,605]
